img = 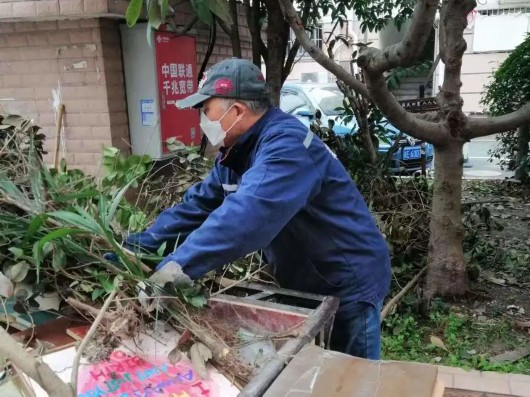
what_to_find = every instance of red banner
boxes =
[154,32,200,152]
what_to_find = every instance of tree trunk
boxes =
[515,123,530,184]
[425,139,467,297]
[263,0,289,105]
[243,0,265,68]
[228,0,242,58]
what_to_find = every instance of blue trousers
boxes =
[329,299,384,359]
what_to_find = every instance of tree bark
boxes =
[515,123,530,184]
[263,0,289,105]
[426,140,467,296]
[423,0,474,296]
[243,0,267,68]
[468,102,530,138]
[228,0,242,58]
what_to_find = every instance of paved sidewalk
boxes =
[438,365,530,396]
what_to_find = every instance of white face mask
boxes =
[200,105,241,147]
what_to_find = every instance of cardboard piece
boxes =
[264,346,441,397]
[20,323,240,397]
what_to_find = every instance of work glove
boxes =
[137,261,194,312]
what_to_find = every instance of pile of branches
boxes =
[310,117,432,269]
[0,114,258,393]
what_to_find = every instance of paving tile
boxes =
[454,374,511,394]
[510,374,530,383]
[444,389,485,397]
[482,371,515,379]
[510,380,530,397]
[439,372,455,388]
[439,365,478,375]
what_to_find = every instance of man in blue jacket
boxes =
[124,58,391,359]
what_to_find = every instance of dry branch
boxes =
[0,327,73,396]
[71,288,119,393]
[381,266,428,322]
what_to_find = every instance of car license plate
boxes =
[403,146,422,160]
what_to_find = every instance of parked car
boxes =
[280,83,435,173]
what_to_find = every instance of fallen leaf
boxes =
[189,342,212,379]
[430,335,449,352]
[177,329,192,350]
[5,261,30,283]
[490,348,530,364]
[168,346,183,365]
[488,277,506,286]
[0,272,14,298]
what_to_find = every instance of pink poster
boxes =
[77,350,218,397]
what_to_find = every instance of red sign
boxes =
[154,32,200,152]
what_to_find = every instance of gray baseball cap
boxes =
[176,58,268,109]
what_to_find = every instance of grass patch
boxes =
[382,298,530,374]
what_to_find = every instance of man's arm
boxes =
[157,131,323,278]
[125,165,225,253]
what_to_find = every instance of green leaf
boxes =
[0,173,28,205]
[101,277,115,293]
[190,0,213,24]
[35,228,87,271]
[103,147,120,158]
[8,247,24,259]
[186,294,207,308]
[147,0,162,29]
[126,0,144,27]
[105,180,136,228]
[48,211,102,234]
[52,248,66,271]
[92,287,106,301]
[160,0,170,19]
[208,0,233,25]
[80,282,94,293]
[157,241,167,257]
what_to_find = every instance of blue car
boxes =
[280,83,434,173]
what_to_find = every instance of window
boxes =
[288,26,323,57]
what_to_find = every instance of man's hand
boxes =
[137,261,193,311]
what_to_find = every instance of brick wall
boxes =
[0,18,126,175]
[0,2,253,174]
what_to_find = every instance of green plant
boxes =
[386,60,433,90]
[482,34,530,183]
[383,301,530,374]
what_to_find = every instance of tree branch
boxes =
[364,72,448,145]
[0,327,73,396]
[283,0,312,79]
[357,0,438,74]
[381,266,428,323]
[217,17,232,36]
[243,0,268,66]
[71,288,118,393]
[468,103,530,138]
[438,0,476,113]
[175,16,198,36]
[278,0,370,98]
[228,0,242,57]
